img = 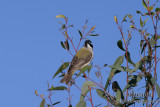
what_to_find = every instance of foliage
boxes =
[36,1,160,107]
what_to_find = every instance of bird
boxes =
[60,40,94,85]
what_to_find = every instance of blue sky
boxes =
[0,0,159,107]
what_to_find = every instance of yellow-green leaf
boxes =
[56,15,66,19]
[40,99,45,107]
[52,62,70,79]
[142,0,147,9]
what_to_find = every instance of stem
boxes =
[89,87,94,107]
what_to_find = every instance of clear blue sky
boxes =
[0,0,159,107]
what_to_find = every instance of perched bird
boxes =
[60,40,94,84]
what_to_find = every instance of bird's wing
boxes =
[67,52,93,75]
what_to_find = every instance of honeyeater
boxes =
[60,40,93,84]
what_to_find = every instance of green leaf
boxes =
[112,81,124,100]
[104,56,124,90]
[95,103,102,107]
[62,24,65,29]
[125,51,135,66]
[144,18,149,25]
[76,101,86,107]
[89,34,99,36]
[66,40,70,50]
[76,65,92,78]
[53,101,61,106]
[109,65,133,74]
[104,64,108,67]
[96,89,108,101]
[140,40,144,50]
[155,8,160,12]
[40,99,45,107]
[155,83,160,98]
[141,42,147,54]
[52,62,70,79]
[140,17,143,27]
[48,85,67,91]
[128,14,133,19]
[123,75,143,92]
[142,0,147,9]
[81,81,97,94]
[96,89,117,106]
[149,6,153,11]
[116,90,121,103]
[130,59,143,73]
[56,14,66,19]
[61,41,66,49]
[150,37,156,46]
[79,81,97,101]
[122,14,128,22]
[117,40,125,51]
[136,10,144,16]
[145,12,155,16]
[78,30,83,38]
[64,40,69,50]
[130,25,135,28]
[157,36,160,40]
[114,56,124,66]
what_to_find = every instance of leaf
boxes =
[116,90,121,103]
[141,42,147,54]
[157,36,160,40]
[52,62,70,79]
[155,8,160,12]
[62,24,65,29]
[96,89,117,106]
[122,14,128,22]
[96,89,108,101]
[76,65,92,78]
[56,14,66,19]
[128,14,133,19]
[123,75,143,92]
[81,81,97,95]
[89,34,99,36]
[155,83,160,98]
[48,85,67,91]
[149,6,153,11]
[142,0,147,9]
[144,18,149,25]
[78,30,83,38]
[40,99,45,107]
[114,16,117,22]
[76,101,86,107]
[130,25,135,28]
[52,101,61,106]
[145,12,155,16]
[136,10,144,16]
[104,56,124,90]
[109,65,133,74]
[90,25,96,32]
[65,40,70,50]
[61,41,66,49]
[140,40,144,50]
[125,51,135,66]
[104,64,108,67]
[114,56,124,66]
[79,81,97,101]
[130,59,143,73]
[95,103,102,107]
[117,40,125,51]
[140,17,143,27]
[150,37,156,46]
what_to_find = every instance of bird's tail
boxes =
[60,73,73,85]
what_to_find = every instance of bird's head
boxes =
[84,40,93,49]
